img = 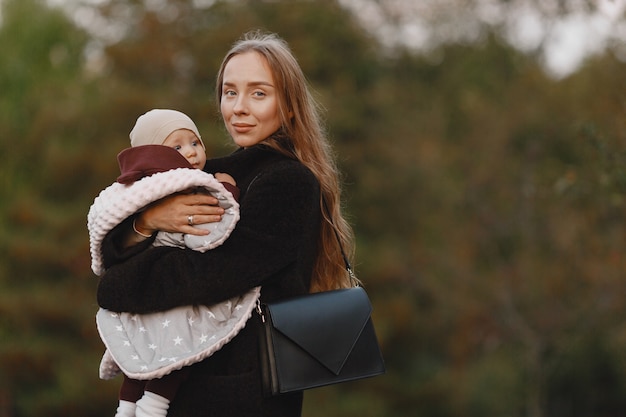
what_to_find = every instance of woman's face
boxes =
[220,51,282,148]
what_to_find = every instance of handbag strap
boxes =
[248,173,357,286]
[323,199,358,286]
[256,198,358,322]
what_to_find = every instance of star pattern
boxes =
[98,288,260,376]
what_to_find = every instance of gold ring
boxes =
[187,215,194,226]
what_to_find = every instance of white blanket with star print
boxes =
[88,167,260,380]
[96,288,260,380]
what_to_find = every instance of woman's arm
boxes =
[101,215,156,270]
[101,192,225,267]
[97,161,320,314]
[135,192,225,236]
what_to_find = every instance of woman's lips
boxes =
[232,122,254,133]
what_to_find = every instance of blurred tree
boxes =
[0,0,118,416]
[0,0,624,416]
[339,0,626,79]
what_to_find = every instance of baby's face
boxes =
[162,129,207,170]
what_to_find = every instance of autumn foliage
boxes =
[0,0,624,416]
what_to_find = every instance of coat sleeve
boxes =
[100,215,155,271]
[97,161,320,314]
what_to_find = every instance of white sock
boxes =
[135,391,170,417]
[114,400,136,417]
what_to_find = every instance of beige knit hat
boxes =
[129,109,204,148]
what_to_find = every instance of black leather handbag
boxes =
[256,216,385,396]
[257,285,385,395]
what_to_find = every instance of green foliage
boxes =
[0,0,625,416]
[0,1,114,416]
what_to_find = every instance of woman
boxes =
[97,31,355,417]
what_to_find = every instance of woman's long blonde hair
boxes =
[216,31,356,292]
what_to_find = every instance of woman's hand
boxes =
[135,192,225,236]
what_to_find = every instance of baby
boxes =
[88,109,260,417]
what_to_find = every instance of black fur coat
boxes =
[97,144,321,416]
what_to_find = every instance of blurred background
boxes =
[0,0,625,416]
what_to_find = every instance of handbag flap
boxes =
[266,287,372,375]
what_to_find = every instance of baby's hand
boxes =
[215,172,236,186]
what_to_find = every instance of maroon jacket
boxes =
[116,144,240,200]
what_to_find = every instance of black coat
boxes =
[97,145,321,416]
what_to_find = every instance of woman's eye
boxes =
[253,91,266,97]
[223,90,236,97]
